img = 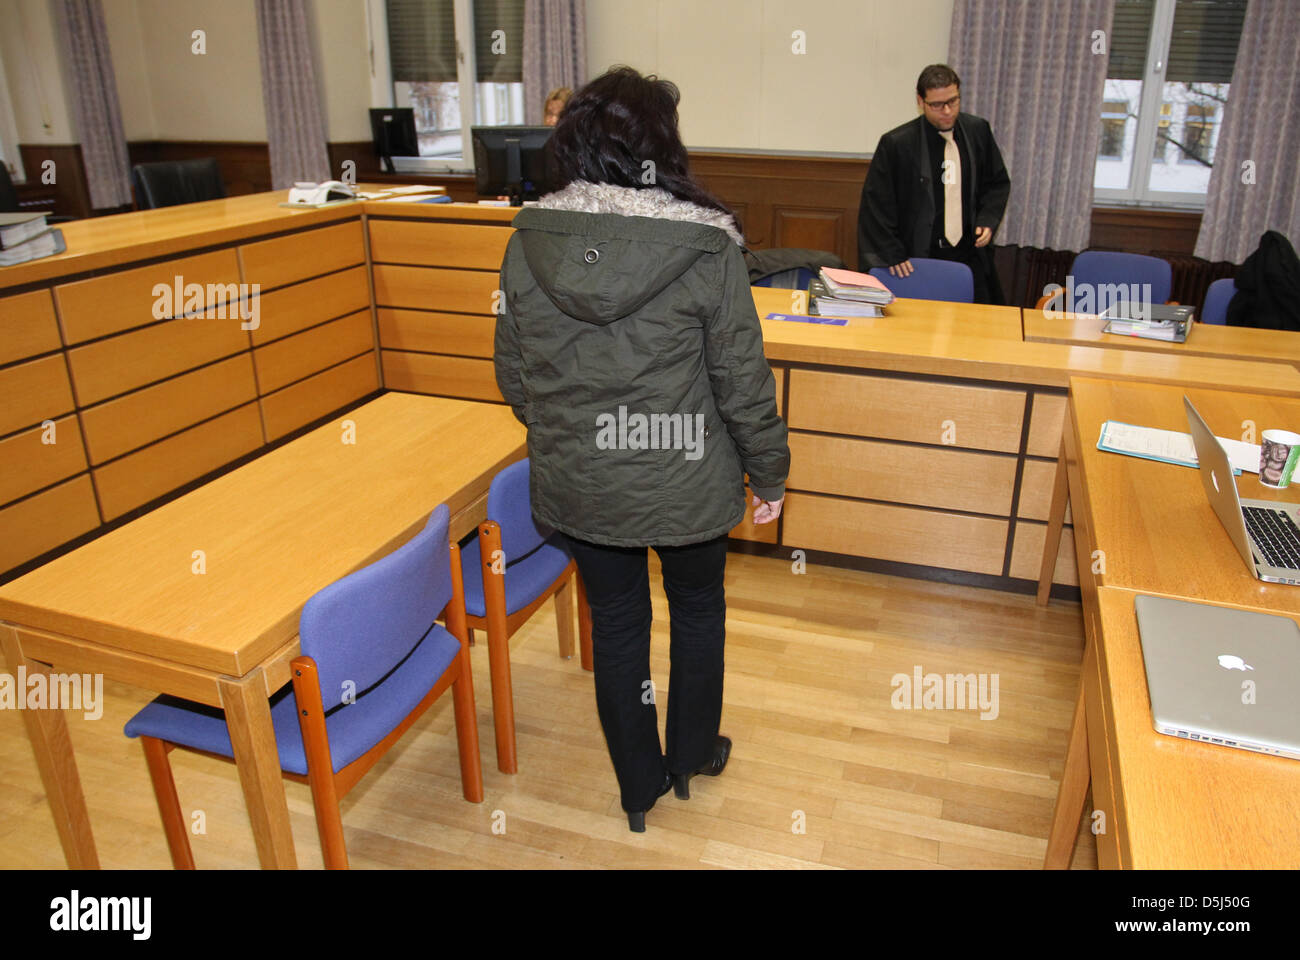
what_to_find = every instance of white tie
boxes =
[939,129,961,247]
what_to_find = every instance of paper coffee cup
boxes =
[1258,430,1300,488]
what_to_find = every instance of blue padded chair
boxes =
[1069,251,1173,305]
[462,458,591,774]
[869,258,974,303]
[123,503,482,870]
[1201,277,1236,325]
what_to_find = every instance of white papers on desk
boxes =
[1097,421,1259,474]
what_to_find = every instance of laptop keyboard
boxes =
[1242,506,1300,570]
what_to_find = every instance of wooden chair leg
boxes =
[480,523,518,773]
[451,652,485,803]
[576,570,593,673]
[292,657,349,870]
[554,574,575,659]
[139,736,196,870]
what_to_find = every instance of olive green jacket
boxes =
[494,180,789,547]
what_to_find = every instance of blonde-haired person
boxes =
[543,86,571,126]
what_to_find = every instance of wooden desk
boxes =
[1043,379,1300,867]
[1024,310,1300,372]
[1052,585,1300,868]
[0,392,525,868]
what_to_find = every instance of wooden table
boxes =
[1024,310,1300,371]
[1041,379,1300,867]
[0,392,525,868]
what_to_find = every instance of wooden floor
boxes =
[0,551,1097,869]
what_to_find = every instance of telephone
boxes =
[286,180,357,206]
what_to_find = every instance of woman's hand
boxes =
[751,493,785,524]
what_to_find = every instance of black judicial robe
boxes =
[856,113,1010,302]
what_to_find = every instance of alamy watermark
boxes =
[152,276,260,330]
[595,406,706,461]
[1041,276,1153,320]
[891,665,999,720]
[0,668,103,720]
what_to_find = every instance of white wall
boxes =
[586,0,955,154]
[102,0,156,141]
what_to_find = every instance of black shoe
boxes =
[671,735,732,800]
[627,770,674,832]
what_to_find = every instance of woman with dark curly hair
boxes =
[495,65,789,832]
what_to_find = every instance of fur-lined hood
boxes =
[534,180,743,247]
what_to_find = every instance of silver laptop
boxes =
[1185,396,1300,584]
[1134,594,1300,759]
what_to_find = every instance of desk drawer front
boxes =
[0,354,76,436]
[260,353,380,442]
[377,308,496,358]
[1018,459,1072,523]
[67,312,252,406]
[55,249,241,344]
[782,491,1009,575]
[91,402,264,521]
[254,309,375,394]
[380,350,503,402]
[369,219,512,270]
[1027,394,1067,458]
[787,369,1025,452]
[1008,522,1078,586]
[248,265,370,347]
[0,474,101,572]
[0,290,61,365]
[239,220,366,289]
[372,264,499,315]
[0,415,88,507]
[788,432,1017,515]
[79,354,260,465]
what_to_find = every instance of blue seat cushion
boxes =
[123,623,461,775]
[461,535,572,619]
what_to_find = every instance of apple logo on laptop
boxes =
[1217,654,1254,671]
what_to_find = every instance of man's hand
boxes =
[888,260,914,277]
[751,493,784,524]
[974,226,993,248]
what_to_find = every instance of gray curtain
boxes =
[255,0,330,190]
[948,0,1115,251]
[522,0,586,125]
[57,0,132,209]
[1195,0,1300,263]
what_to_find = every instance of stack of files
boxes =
[0,213,66,267]
[1100,303,1195,342]
[1097,420,1258,474]
[810,266,895,318]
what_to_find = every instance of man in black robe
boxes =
[857,64,1011,304]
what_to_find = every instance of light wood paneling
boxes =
[773,365,785,418]
[54,249,241,344]
[372,264,499,315]
[66,310,252,407]
[1027,394,1068,458]
[376,308,496,358]
[248,266,370,347]
[1019,459,1072,523]
[253,309,375,394]
[368,218,512,269]
[0,290,62,366]
[91,403,264,521]
[788,432,1018,516]
[1009,522,1078,586]
[0,416,87,507]
[78,354,259,466]
[787,369,1026,453]
[260,354,380,442]
[0,355,76,436]
[782,492,1009,575]
[0,475,101,572]
[381,350,503,402]
[239,220,366,289]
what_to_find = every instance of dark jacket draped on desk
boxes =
[857,113,1010,303]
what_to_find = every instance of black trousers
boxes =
[561,533,728,813]
[929,237,1002,305]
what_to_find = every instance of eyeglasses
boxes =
[923,95,961,112]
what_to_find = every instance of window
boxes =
[378,0,526,171]
[1094,0,1246,206]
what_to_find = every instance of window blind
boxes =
[473,0,523,83]
[1108,0,1155,81]
[386,0,457,83]
[1165,0,1246,84]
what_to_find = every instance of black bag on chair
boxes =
[1226,230,1300,331]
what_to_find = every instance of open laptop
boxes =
[1134,594,1300,759]
[1185,395,1300,584]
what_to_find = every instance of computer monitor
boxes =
[369,108,419,174]
[471,126,555,205]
